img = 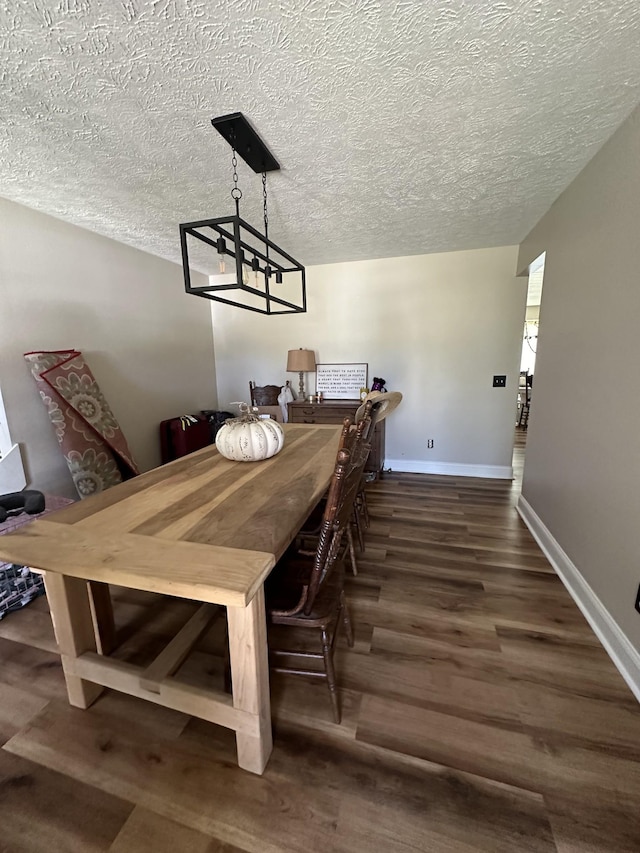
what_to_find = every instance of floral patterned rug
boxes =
[24,350,140,499]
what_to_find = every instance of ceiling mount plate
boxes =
[211,112,280,173]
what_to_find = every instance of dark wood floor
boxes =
[2,431,640,852]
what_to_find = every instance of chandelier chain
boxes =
[262,172,269,233]
[262,172,270,266]
[230,148,242,203]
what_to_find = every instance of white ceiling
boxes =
[2,0,640,269]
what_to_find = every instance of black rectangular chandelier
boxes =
[179,113,306,315]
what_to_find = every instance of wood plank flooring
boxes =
[1,432,640,852]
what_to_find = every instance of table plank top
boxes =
[0,424,342,606]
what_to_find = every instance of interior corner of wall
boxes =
[517,240,546,278]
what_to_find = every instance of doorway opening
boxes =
[513,252,545,483]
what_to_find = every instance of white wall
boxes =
[517,104,640,657]
[0,198,217,498]
[212,245,524,478]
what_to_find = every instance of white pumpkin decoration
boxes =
[215,402,285,462]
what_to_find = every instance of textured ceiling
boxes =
[1,0,640,268]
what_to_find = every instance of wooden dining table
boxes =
[0,423,342,775]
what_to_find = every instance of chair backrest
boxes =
[525,373,533,404]
[341,400,373,448]
[249,381,283,407]
[354,399,382,443]
[304,424,371,615]
[519,371,529,402]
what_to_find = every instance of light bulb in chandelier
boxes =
[237,252,249,286]
[216,237,226,274]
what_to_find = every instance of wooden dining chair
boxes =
[265,438,370,723]
[342,403,374,570]
[249,380,290,423]
[296,404,373,576]
[351,398,388,551]
[249,380,282,406]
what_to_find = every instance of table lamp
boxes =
[287,348,316,399]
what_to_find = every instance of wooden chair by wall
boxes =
[265,438,369,722]
[249,381,290,423]
[249,381,281,406]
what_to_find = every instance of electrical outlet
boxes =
[427,439,434,449]
[493,375,507,387]
[635,583,640,614]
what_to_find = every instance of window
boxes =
[0,386,11,459]
[0,386,26,492]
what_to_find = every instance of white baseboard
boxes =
[0,443,26,493]
[518,495,640,704]
[385,458,513,479]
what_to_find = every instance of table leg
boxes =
[227,587,273,774]
[43,572,105,709]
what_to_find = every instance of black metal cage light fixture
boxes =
[179,113,306,315]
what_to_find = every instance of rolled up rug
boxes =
[24,350,140,499]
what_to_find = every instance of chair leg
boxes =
[340,590,354,648]
[346,526,358,576]
[321,626,341,723]
[359,489,370,528]
[353,506,365,552]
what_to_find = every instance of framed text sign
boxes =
[316,363,368,399]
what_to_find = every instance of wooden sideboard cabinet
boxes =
[287,399,385,477]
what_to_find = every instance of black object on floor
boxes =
[0,490,46,524]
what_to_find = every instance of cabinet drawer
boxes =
[294,413,346,424]
[290,406,357,423]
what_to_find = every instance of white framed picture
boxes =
[316,363,368,399]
